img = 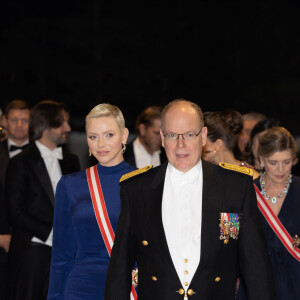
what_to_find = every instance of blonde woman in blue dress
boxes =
[47,104,135,300]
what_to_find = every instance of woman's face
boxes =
[260,149,293,184]
[86,116,128,167]
[202,139,219,164]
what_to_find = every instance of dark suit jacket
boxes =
[6,143,80,251]
[0,141,11,265]
[0,140,9,189]
[123,140,167,168]
[105,160,276,300]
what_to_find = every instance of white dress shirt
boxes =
[7,138,29,158]
[33,141,63,246]
[162,161,203,292]
[133,137,161,168]
[35,141,62,194]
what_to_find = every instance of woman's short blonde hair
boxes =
[85,103,125,132]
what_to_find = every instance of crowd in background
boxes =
[0,98,300,300]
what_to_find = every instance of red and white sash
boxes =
[254,183,300,262]
[87,165,138,299]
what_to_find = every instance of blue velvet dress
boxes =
[47,161,135,300]
[238,175,300,300]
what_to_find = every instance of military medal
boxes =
[219,213,240,243]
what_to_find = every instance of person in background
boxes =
[124,105,166,168]
[202,109,259,179]
[244,118,280,170]
[105,99,275,300]
[0,108,7,141]
[47,104,136,300]
[6,100,80,300]
[238,127,300,299]
[237,112,266,159]
[0,99,30,299]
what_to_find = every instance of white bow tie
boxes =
[40,147,63,160]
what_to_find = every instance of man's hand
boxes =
[0,234,11,252]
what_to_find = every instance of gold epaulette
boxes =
[120,165,153,182]
[219,162,253,176]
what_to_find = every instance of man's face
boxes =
[238,119,259,154]
[161,104,207,173]
[139,118,162,154]
[47,110,71,147]
[4,109,30,143]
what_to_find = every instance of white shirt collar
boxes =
[35,140,63,160]
[7,138,29,148]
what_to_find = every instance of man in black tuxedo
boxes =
[105,99,276,300]
[124,106,166,168]
[5,100,80,300]
[0,99,30,299]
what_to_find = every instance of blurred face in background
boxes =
[139,118,162,154]
[4,109,30,144]
[86,116,128,167]
[238,119,259,154]
[46,110,71,147]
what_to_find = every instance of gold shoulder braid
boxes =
[120,165,153,182]
[219,162,253,176]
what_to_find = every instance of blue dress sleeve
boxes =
[47,176,76,300]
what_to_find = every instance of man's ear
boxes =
[160,129,165,148]
[201,126,207,146]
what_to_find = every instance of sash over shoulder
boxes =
[86,165,138,300]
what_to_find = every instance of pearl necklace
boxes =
[260,172,292,204]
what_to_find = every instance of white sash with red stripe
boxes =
[254,183,300,262]
[87,165,138,299]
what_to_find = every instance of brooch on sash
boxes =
[132,268,138,287]
[293,235,300,248]
[219,213,240,244]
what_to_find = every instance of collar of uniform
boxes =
[167,160,202,185]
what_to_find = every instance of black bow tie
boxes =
[9,144,28,152]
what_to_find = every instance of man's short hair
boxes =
[4,99,30,117]
[29,100,68,141]
[161,99,204,131]
[135,106,163,134]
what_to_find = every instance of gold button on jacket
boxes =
[178,288,185,295]
[142,240,148,246]
[151,276,157,281]
[215,277,221,282]
[187,289,194,296]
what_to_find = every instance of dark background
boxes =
[1,0,300,134]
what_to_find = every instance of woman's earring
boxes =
[213,150,216,154]
[260,163,264,168]
[122,143,126,154]
[89,150,92,157]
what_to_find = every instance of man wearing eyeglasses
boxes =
[105,99,275,300]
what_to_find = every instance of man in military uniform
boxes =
[105,99,275,300]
